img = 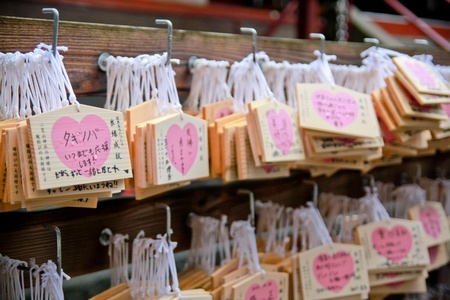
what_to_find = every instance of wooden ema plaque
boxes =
[27,104,132,190]
[408,201,450,247]
[234,122,290,180]
[202,99,235,123]
[356,219,430,272]
[393,56,450,97]
[308,135,383,154]
[148,113,209,185]
[251,99,305,163]
[386,76,447,121]
[394,69,450,105]
[298,243,370,300]
[17,122,123,200]
[231,271,289,300]
[379,87,441,130]
[296,84,380,138]
[368,270,424,287]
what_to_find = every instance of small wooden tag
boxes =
[296,84,380,138]
[252,100,305,163]
[393,56,450,96]
[380,87,441,130]
[299,244,370,300]
[27,104,132,190]
[149,113,209,185]
[368,269,424,287]
[234,123,290,180]
[356,219,430,272]
[407,201,450,247]
[202,99,235,123]
[369,273,427,295]
[17,122,124,200]
[232,271,289,300]
[395,68,450,105]
[386,76,447,121]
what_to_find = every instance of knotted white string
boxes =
[184,58,231,111]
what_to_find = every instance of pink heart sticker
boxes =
[244,279,279,300]
[419,206,441,240]
[313,251,354,293]
[166,123,198,175]
[442,104,450,116]
[215,108,233,119]
[52,115,111,177]
[371,225,413,263]
[405,61,437,89]
[386,281,405,289]
[312,89,359,128]
[428,245,439,264]
[261,165,276,173]
[266,109,294,155]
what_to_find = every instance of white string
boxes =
[391,184,426,219]
[227,51,275,113]
[218,215,231,266]
[230,219,264,276]
[184,58,231,111]
[109,234,129,286]
[359,187,391,223]
[298,202,333,249]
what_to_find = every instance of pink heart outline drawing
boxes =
[371,225,413,263]
[51,114,111,178]
[313,251,355,293]
[166,122,199,176]
[266,109,294,156]
[405,61,437,89]
[244,279,279,300]
[419,206,441,240]
[312,89,359,128]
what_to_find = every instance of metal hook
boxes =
[414,39,429,55]
[99,228,113,246]
[303,180,319,208]
[364,37,380,50]
[363,174,376,194]
[237,189,255,227]
[98,52,111,72]
[42,8,59,57]
[240,27,258,62]
[309,33,326,54]
[156,203,172,242]
[415,163,422,184]
[155,19,173,66]
[44,224,62,276]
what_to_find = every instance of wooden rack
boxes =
[1,15,450,281]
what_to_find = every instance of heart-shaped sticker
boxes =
[52,115,111,177]
[166,123,199,175]
[419,206,441,240]
[371,225,413,263]
[313,251,354,293]
[266,109,294,155]
[215,108,233,119]
[244,279,279,300]
[312,89,359,128]
[428,245,439,264]
[261,164,276,173]
[405,61,437,89]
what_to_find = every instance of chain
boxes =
[335,0,349,42]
